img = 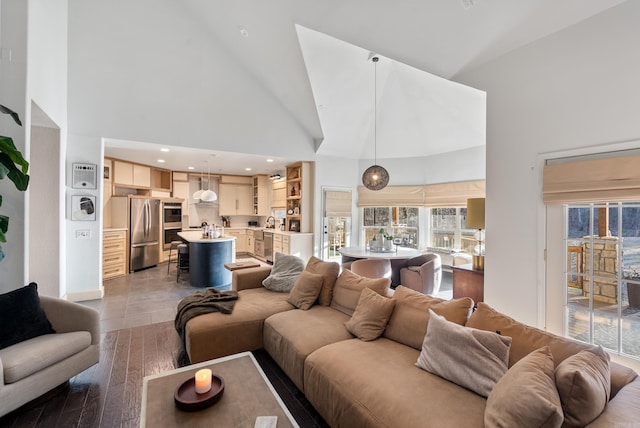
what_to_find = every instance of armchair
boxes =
[400,253,442,295]
[350,259,392,280]
[0,295,100,416]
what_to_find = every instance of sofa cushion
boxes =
[585,377,640,428]
[0,331,91,383]
[555,347,610,428]
[287,270,324,310]
[383,286,473,350]
[185,287,295,363]
[264,306,352,391]
[304,338,486,428]
[0,283,55,350]
[467,302,593,367]
[304,256,340,306]
[485,346,563,428]
[329,269,390,316]
[416,309,511,397]
[262,252,305,292]
[345,287,396,341]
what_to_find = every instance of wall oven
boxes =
[162,202,183,250]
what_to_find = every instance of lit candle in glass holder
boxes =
[194,368,212,394]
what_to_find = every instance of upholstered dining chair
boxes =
[399,253,442,296]
[350,258,392,280]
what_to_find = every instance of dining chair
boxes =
[350,258,392,280]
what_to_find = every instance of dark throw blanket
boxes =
[174,289,239,345]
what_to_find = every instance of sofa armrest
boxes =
[232,266,272,291]
[39,296,100,346]
[587,377,640,427]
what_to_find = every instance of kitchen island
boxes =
[178,231,236,288]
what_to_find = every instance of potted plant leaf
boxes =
[0,104,30,261]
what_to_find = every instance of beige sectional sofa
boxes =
[183,259,640,427]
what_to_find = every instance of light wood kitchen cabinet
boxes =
[225,229,248,254]
[247,229,255,255]
[273,233,283,255]
[285,161,313,233]
[271,232,313,261]
[271,178,286,210]
[219,184,253,216]
[151,167,172,191]
[103,230,127,280]
[133,164,151,187]
[113,160,133,185]
[172,173,190,212]
[253,175,271,216]
[112,160,151,188]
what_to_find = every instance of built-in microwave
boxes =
[163,202,182,226]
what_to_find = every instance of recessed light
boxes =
[187,166,195,170]
[160,148,170,152]
[157,159,165,163]
[239,26,249,38]
[245,167,252,171]
[266,159,274,163]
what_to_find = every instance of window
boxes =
[362,207,419,248]
[429,207,476,253]
[565,203,640,357]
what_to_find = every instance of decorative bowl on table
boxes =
[174,374,225,412]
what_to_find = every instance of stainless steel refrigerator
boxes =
[130,198,161,272]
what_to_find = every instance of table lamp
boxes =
[466,198,485,270]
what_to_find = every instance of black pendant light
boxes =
[362,55,389,191]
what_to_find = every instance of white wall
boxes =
[359,145,485,186]
[26,0,68,297]
[455,1,640,327]
[67,0,314,159]
[0,0,28,291]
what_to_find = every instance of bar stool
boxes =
[176,244,189,282]
[167,241,183,274]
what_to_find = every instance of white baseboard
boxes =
[65,287,104,302]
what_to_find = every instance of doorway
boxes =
[322,188,352,261]
[28,102,62,297]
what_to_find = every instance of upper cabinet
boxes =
[253,175,271,216]
[112,159,150,188]
[271,178,286,210]
[219,176,253,216]
[285,161,313,233]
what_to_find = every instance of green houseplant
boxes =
[0,104,30,261]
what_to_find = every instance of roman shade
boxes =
[543,154,640,204]
[325,190,352,217]
[423,180,485,207]
[357,180,485,207]
[358,186,426,207]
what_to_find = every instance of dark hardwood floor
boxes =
[0,263,327,428]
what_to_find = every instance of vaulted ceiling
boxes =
[104,0,627,173]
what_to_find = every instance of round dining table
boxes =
[339,246,422,287]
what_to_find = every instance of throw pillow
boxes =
[383,286,473,350]
[554,346,611,428]
[485,346,563,428]
[345,287,396,341]
[330,269,390,316]
[262,252,305,292]
[287,270,325,310]
[0,282,55,350]
[415,309,511,397]
[304,256,340,306]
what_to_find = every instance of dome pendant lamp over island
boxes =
[362,55,389,191]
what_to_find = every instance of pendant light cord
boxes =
[373,56,379,164]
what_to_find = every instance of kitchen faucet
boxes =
[266,216,275,228]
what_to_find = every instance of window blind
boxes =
[324,190,352,217]
[357,186,425,207]
[423,180,485,207]
[357,180,485,207]
[543,154,640,204]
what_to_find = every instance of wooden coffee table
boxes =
[141,352,298,427]
[224,261,261,271]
